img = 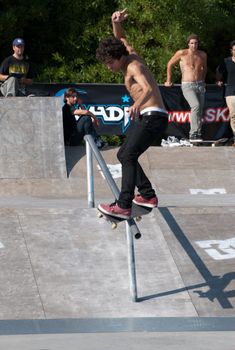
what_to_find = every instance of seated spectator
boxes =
[0,38,35,97]
[62,87,105,148]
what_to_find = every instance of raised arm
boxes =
[111,9,136,55]
[112,9,127,39]
[164,50,183,87]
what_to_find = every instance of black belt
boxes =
[141,111,168,117]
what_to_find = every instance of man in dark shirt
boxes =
[0,38,35,96]
[62,88,105,148]
[216,40,235,146]
[62,101,79,146]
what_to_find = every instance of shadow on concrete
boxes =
[140,207,235,308]
[138,274,235,306]
[193,272,235,303]
[137,281,208,302]
[64,146,86,177]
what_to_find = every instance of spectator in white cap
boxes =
[0,38,35,96]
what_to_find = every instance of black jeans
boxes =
[117,111,168,209]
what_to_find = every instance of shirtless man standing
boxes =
[96,9,168,219]
[165,34,207,141]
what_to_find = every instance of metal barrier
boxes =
[84,135,141,302]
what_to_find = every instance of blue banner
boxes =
[29,83,232,140]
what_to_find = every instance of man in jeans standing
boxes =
[216,40,235,147]
[165,34,207,141]
[96,9,168,219]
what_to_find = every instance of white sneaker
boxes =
[180,139,191,147]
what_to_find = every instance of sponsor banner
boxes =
[29,83,233,139]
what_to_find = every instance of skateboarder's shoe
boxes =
[189,133,202,142]
[133,194,158,208]
[95,137,107,149]
[98,203,132,219]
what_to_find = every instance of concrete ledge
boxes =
[0,317,235,335]
[0,97,66,178]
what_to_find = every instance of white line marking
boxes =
[97,164,122,179]
[190,188,227,195]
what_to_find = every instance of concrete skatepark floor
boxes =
[0,98,234,349]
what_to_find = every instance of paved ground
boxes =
[0,98,234,348]
[0,318,235,350]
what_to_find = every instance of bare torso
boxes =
[179,49,206,82]
[124,54,165,111]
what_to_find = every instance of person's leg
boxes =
[117,114,167,208]
[0,77,19,96]
[182,83,201,137]
[226,96,235,144]
[118,141,154,201]
[83,117,99,139]
[98,124,154,218]
[196,83,206,136]
[117,136,150,208]
[77,116,101,142]
[98,113,167,217]
[76,116,91,135]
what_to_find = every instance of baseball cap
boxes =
[12,38,25,46]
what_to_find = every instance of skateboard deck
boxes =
[97,203,153,239]
[190,137,228,146]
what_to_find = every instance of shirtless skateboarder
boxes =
[96,9,168,219]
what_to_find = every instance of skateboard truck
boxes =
[97,212,142,239]
[97,202,153,239]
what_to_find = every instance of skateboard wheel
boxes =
[98,212,103,218]
[135,233,141,239]
[111,222,117,230]
[135,216,142,222]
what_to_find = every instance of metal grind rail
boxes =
[84,134,142,302]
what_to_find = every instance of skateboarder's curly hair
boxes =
[96,36,129,63]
